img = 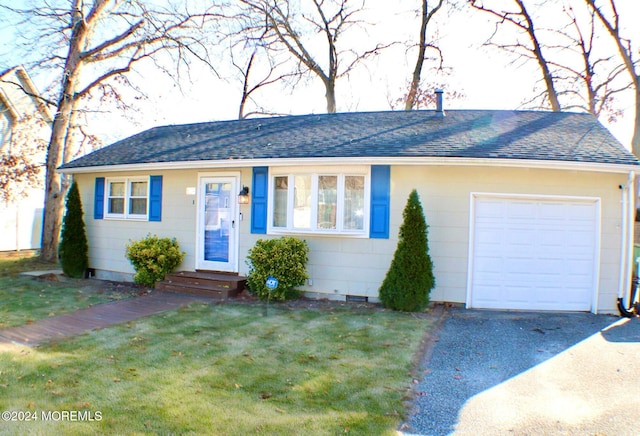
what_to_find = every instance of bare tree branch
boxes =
[585,0,640,155]
[238,0,391,113]
[470,0,561,111]
[1,0,224,262]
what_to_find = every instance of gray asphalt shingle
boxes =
[60,109,639,169]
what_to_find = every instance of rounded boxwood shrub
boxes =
[125,234,185,287]
[246,237,309,301]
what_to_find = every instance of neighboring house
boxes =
[60,100,640,314]
[0,66,51,251]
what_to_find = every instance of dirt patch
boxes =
[231,289,444,319]
[34,272,439,315]
[232,288,384,311]
[34,273,149,297]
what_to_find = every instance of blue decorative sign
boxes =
[266,276,279,290]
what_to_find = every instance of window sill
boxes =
[104,216,149,222]
[267,228,369,238]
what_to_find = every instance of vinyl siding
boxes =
[74,164,625,313]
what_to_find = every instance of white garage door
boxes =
[469,196,599,311]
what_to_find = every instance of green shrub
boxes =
[59,180,89,278]
[246,237,309,301]
[125,234,185,287]
[379,189,435,312]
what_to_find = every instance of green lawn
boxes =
[0,251,139,328]
[0,253,434,435]
[0,303,432,435]
[0,250,57,277]
[0,275,139,328]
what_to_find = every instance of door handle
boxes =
[232,220,235,229]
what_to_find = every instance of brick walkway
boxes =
[0,291,211,347]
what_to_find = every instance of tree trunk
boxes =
[584,0,639,155]
[405,1,428,111]
[405,0,444,110]
[40,2,85,262]
[534,46,561,112]
[325,80,336,113]
[516,0,560,112]
[40,102,73,262]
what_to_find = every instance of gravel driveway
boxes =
[403,308,640,435]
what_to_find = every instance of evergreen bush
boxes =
[59,180,89,278]
[125,234,185,287]
[379,189,435,311]
[246,237,309,301]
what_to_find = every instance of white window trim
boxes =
[267,166,370,237]
[105,177,150,221]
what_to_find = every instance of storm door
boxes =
[196,176,238,272]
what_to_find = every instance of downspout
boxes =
[617,171,639,317]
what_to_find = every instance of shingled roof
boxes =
[60,109,639,170]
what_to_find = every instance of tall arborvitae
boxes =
[59,180,89,278]
[379,189,435,311]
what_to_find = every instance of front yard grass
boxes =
[0,250,57,276]
[0,251,138,328]
[0,276,138,328]
[0,301,432,435]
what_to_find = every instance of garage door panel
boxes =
[470,196,598,311]
[507,202,536,217]
[475,229,503,246]
[475,201,505,220]
[537,202,566,217]
[474,258,503,274]
[507,229,537,246]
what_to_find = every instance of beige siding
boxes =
[76,170,196,279]
[389,166,624,313]
[75,165,626,313]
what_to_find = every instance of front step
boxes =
[155,271,247,299]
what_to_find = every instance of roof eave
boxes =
[58,156,640,175]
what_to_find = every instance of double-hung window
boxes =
[269,167,369,235]
[105,177,149,220]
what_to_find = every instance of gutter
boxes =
[58,156,640,175]
[617,171,639,317]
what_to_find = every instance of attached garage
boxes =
[468,194,599,312]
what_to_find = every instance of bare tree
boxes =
[584,0,640,156]
[226,27,298,119]
[1,0,220,262]
[469,0,561,111]
[238,0,392,113]
[221,7,293,119]
[405,0,446,110]
[549,4,629,120]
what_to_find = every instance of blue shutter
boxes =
[94,177,105,220]
[369,165,390,239]
[149,175,163,222]
[251,167,268,234]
